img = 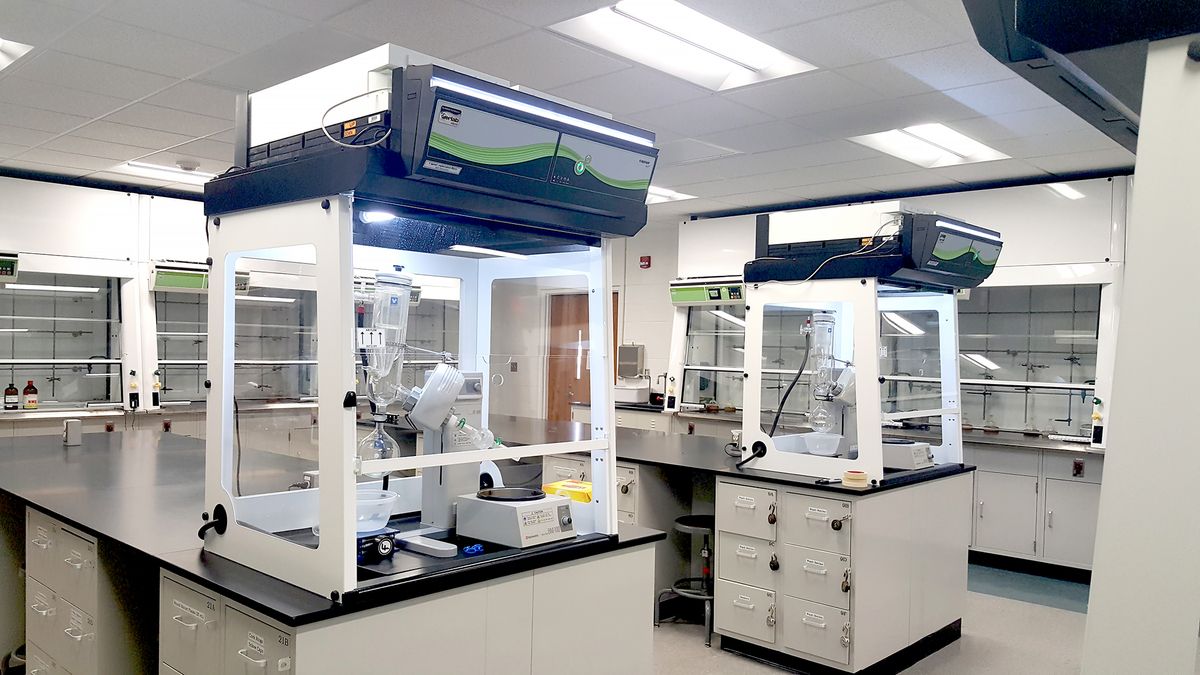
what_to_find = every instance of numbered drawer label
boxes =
[717,481,777,541]
[782,492,851,554]
[224,606,293,674]
[717,532,778,591]
[780,544,851,610]
[161,577,222,675]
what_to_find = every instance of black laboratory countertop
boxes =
[0,431,663,627]
[488,416,975,495]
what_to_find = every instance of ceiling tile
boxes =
[0,158,91,178]
[837,59,939,99]
[327,0,527,58]
[780,180,879,201]
[169,138,236,164]
[723,71,882,118]
[101,0,311,53]
[762,1,961,69]
[73,121,194,150]
[159,181,204,193]
[41,135,157,161]
[197,26,371,91]
[453,32,629,92]
[38,0,110,11]
[0,103,90,134]
[679,0,890,34]
[947,107,1093,142]
[906,0,979,40]
[625,96,772,138]
[56,18,238,78]
[84,170,176,187]
[464,0,612,27]
[547,67,710,116]
[0,124,56,148]
[697,120,828,154]
[206,129,237,143]
[7,148,120,172]
[943,79,1059,117]
[0,0,88,46]
[790,90,979,139]
[855,170,963,193]
[244,0,369,21]
[0,77,126,118]
[0,143,28,160]
[15,51,178,101]
[881,42,1016,91]
[1025,148,1134,175]
[656,138,740,166]
[144,81,241,120]
[653,139,879,186]
[991,128,1119,159]
[930,158,1047,184]
[645,197,730,219]
[104,103,232,137]
[137,148,234,175]
[715,190,802,209]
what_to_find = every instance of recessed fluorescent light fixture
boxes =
[5,283,99,294]
[849,124,1008,168]
[548,0,817,91]
[117,161,216,185]
[0,38,34,72]
[430,76,654,148]
[961,353,1001,371]
[882,312,925,336]
[936,219,1002,242]
[0,328,28,333]
[235,295,296,304]
[709,310,746,328]
[1046,182,1085,200]
[646,185,696,205]
[359,210,397,223]
[447,245,529,260]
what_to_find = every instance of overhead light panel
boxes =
[0,328,28,333]
[849,124,1008,168]
[5,283,99,294]
[448,245,529,260]
[646,185,696,205]
[961,353,1000,371]
[117,161,216,185]
[1046,182,1085,200]
[881,312,925,336]
[549,1,817,91]
[709,310,746,328]
[0,38,34,72]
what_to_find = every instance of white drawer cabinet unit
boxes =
[712,473,972,672]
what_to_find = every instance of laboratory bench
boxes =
[0,430,664,674]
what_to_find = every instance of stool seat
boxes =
[674,514,715,535]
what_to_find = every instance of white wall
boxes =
[612,220,680,388]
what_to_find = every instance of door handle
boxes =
[978,500,984,519]
[172,614,199,631]
[238,649,268,668]
[735,547,758,560]
[1047,510,1053,528]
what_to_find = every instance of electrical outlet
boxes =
[730,429,743,446]
[509,361,518,373]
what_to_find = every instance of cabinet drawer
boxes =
[617,510,637,525]
[716,482,777,541]
[54,527,98,616]
[781,597,850,665]
[717,533,778,590]
[26,577,59,653]
[543,455,588,483]
[616,464,637,514]
[161,578,221,675]
[26,509,58,584]
[223,606,293,674]
[780,545,850,610]
[715,579,776,644]
[969,445,1039,476]
[26,642,60,675]
[54,598,97,675]
[781,493,851,555]
[1042,452,1102,484]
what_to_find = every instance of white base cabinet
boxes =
[712,474,972,673]
[1042,479,1101,568]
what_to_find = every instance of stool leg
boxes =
[654,589,673,627]
[704,598,713,648]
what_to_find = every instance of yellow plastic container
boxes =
[543,479,593,504]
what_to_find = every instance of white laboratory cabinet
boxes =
[159,544,654,675]
[712,473,972,672]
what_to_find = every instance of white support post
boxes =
[1082,35,1200,674]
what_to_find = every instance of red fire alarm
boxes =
[639,255,651,269]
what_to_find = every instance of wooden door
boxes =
[546,293,618,422]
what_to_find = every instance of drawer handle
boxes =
[29,601,54,617]
[732,599,756,611]
[802,616,828,629]
[172,614,199,631]
[63,555,87,570]
[805,512,830,522]
[553,467,574,479]
[803,565,828,576]
[733,501,757,511]
[735,548,758,560]
[238,648,268,668]
[63,626,94,642]
[30,537,51,550]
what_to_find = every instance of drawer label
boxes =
[36,526,50,541]
[805,558,825,567]
[736,496,757,507]
[172,598,206,623]
[805,611,826,622]
[807,507,828,516]
[247,630,265,655]
[69,606,84,630]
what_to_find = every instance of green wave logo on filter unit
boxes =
[429,132,557,166]
[557,145,651,191]
[933,244,999,267]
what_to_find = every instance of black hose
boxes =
[768,333,811,437]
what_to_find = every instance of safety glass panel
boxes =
[684,305,745,370]
[879,309,943,415]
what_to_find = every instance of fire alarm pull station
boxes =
[640,256,651,269]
